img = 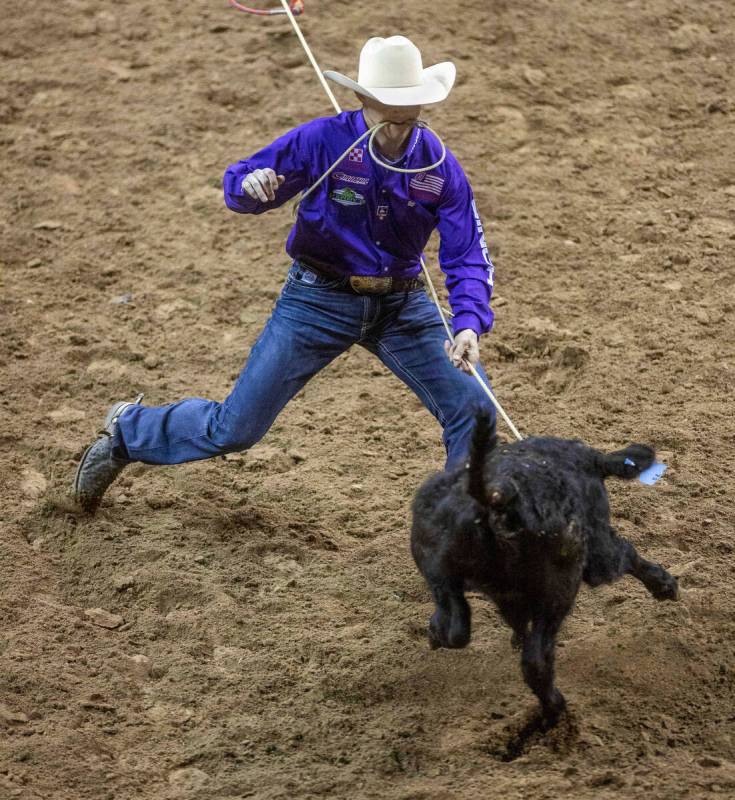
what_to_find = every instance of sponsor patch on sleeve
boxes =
[471,199,494,274]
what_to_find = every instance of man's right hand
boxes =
[241,168,286,202]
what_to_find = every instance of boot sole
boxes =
[73,438,100,499]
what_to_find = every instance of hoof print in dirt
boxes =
[482,706,580,762]
[503,706,580,762]
[411,409,679,727]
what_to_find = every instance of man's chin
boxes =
[383,121,418,132]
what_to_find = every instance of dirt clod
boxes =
[84,608,124,629]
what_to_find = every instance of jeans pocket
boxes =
[288,262,344,290]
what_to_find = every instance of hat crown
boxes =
[357,36,424,89]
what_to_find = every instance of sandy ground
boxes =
[1,0,735,797]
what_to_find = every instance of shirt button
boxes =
[376,240,381,246]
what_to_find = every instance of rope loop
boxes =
[367,120,446,174]
[292,119,447,215]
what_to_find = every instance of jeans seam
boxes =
[359,296,370,339]
[373,339,447,426]
[124,432,214,459]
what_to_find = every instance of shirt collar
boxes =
[356,109,423,168]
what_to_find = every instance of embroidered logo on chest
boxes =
[333,171,370,186]
[330,187,366,207]
[340,148,369,174]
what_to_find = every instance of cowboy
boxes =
[73,35,497,512]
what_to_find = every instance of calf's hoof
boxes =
[650,573,679,601]
[428,614,470,650]
[540,692,567,730]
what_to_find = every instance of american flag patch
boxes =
[409,172,445,198]
[348,147,364,163]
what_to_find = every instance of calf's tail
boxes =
[600,443,655,480]
[466,408,497,506]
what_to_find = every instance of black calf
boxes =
[410,410,678,726]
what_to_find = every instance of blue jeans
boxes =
[115,262,496,468]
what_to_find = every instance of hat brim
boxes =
[323,62,456,106]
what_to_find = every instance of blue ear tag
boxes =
[638,462,667,486]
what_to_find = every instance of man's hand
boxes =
[444,329,480,374]
[241,168,286,203]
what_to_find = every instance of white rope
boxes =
[367,121,446,174]
[276,1,523,441]
[279,0,341,113]
[418,255,523,441]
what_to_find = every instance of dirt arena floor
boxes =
[2,0,734,797]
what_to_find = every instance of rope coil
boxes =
[367,121,446,175]
[292,119,447,214]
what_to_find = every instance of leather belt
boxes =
[299,259,424,295]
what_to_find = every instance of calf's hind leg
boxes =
[425,575,471,649]
[622,538,679,600]
[585,528,679,601]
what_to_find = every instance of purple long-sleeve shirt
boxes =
[223,110,495,336]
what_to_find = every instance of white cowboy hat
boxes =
[323,36,456,107]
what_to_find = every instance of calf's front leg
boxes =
[522,615,566,727]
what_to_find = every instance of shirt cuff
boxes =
[224,190,261,214]
[451,312,485,338]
